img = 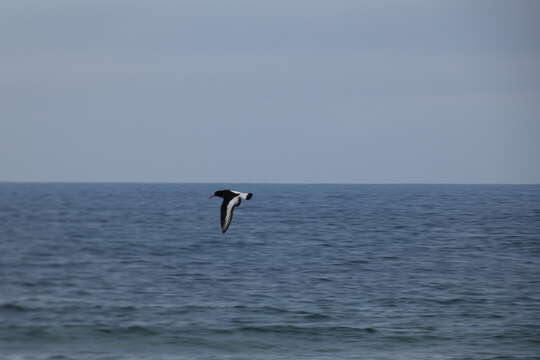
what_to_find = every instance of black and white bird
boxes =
[208,190,253,233]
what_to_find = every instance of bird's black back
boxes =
[213,190,237,201]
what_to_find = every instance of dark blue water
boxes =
[1,183,539,360]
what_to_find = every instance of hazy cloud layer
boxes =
[1,0,539,183]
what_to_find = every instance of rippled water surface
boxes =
[1,183,539,359]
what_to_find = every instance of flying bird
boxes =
[208,190,253,233]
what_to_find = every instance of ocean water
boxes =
[0,183,539,360]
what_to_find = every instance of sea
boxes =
[0,183,539,360]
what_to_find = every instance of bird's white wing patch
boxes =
[231,190,249,200]
[222,196,241,233]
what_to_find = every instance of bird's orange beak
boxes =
[208,194,215,199]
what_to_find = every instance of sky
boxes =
[1,0,539,183]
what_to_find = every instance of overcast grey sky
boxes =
[1,0,538,183]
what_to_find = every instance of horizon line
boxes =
[1,180,539,186]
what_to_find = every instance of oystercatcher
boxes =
[208,190,253,233]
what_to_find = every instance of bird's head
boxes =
[208,190,226,199]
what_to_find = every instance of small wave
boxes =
[231,305,333,321]
[230,325,377,336]
[13,326,58,340]
[95,325,159,336]
[431,298,466,305]
[1,323,376,344]
[382,334,450,343]
[491,327,540,342]
[0,301,143,316]
[0,303,31,312]
[302,313,332,321]
[0,324,160,342]
[432,297,489,305]
[92,304,138,312]
[232,305,290,314]
[46,356,75,360]
[233,305,325,315]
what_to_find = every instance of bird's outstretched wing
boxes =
[220,195,241,233]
